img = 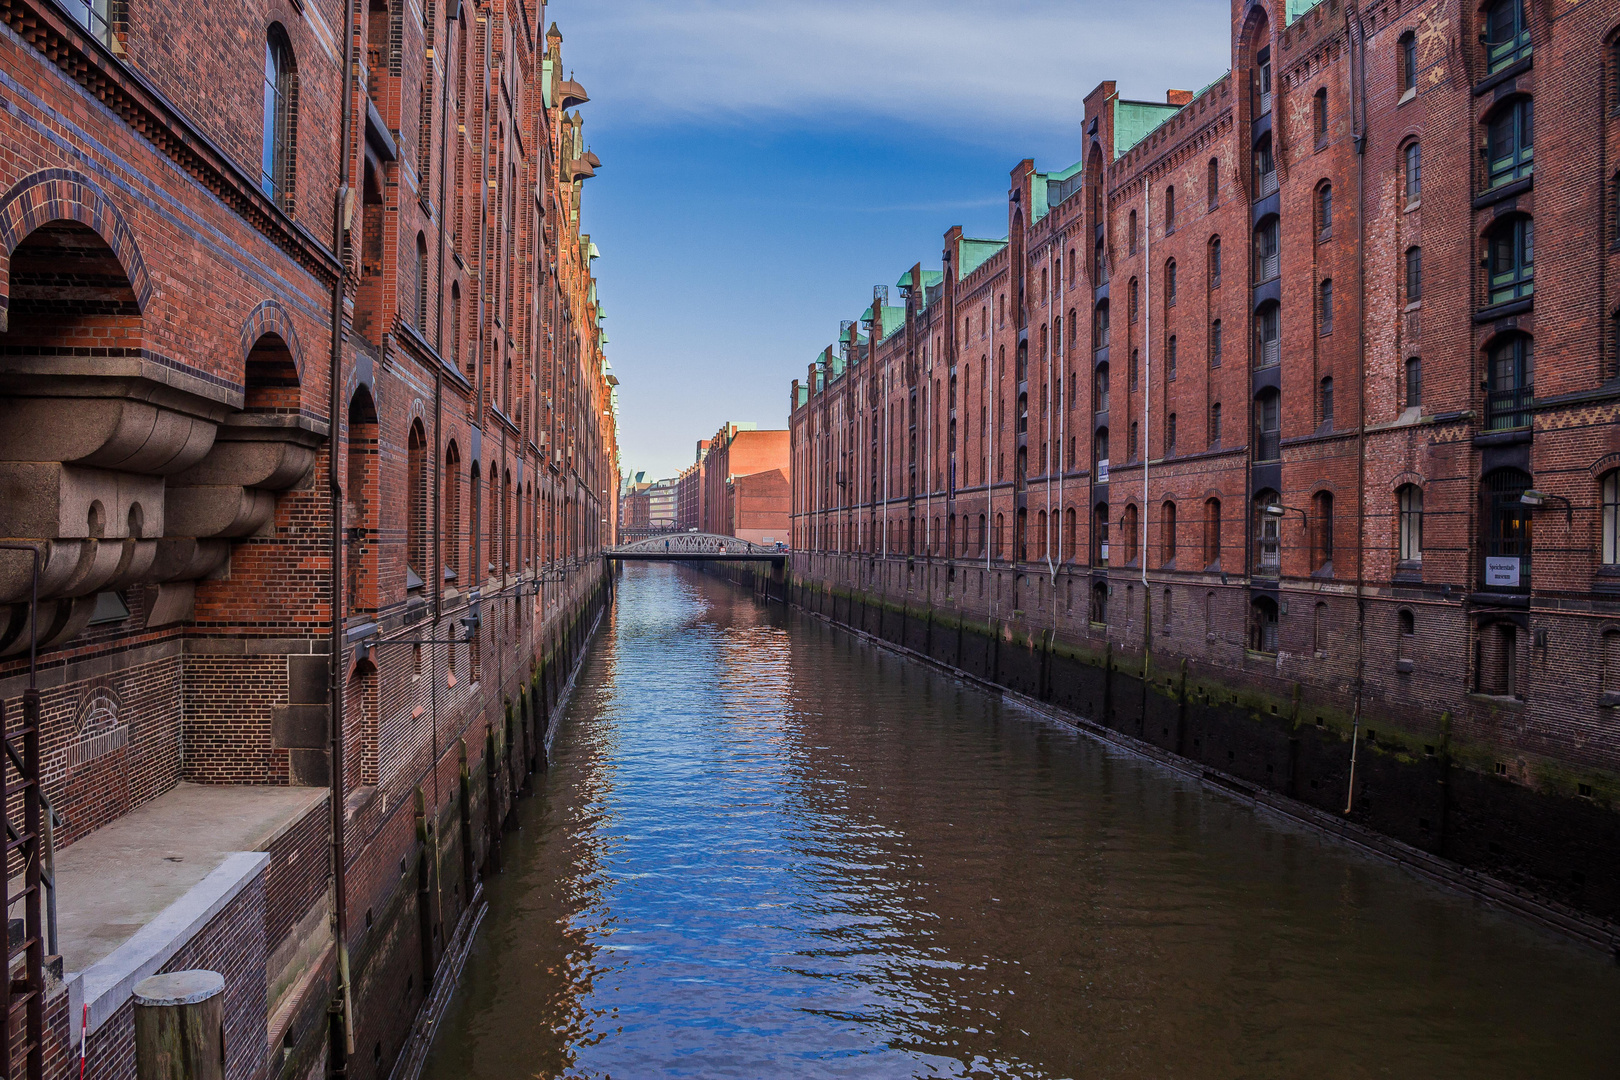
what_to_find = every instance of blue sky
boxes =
[553,1,1234,481]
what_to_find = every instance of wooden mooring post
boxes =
[133,970,225,1080]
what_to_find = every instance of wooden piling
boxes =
[133,970,225,1080]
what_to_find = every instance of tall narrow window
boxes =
[1094,301,1111,352]
[1405,356,1422,407]
[1129,278,1140,322]
[1210,320,1223,367]
[1398,484,1423,563]
[1318,185,1333,238]
[1123,504,1140,563]
[1486,98,1534,188]
[1404,142,1422,203]
[407,421,427,592]
[450,283,463,372]
[1486,216,1534,305]
[1312,490,1334,571]
[1167,336,1178,380]
[1204,498,1222,566]
[1210,401,1223,446]
[1255,302,1280,368]
[1209,237,1223,287]
[1253,216,1280,282]
[1255,491,1282,574]
[1319,377,1334,429]
[1319,279,1334,335]
[1250,597,1279,653]
[1129,421,1139,462]
[1313,87,1328,144]
[1165,187,1177,231]
[1485,333,1534,430]
[1399,31,1418,92]
[261,28,296,205]
[1094,363,1110,413]
[1255,390,1281,461]
[1129,210,1139,255]
[1166,412,1178,455]
[416,232,430,329]
[444,442,462,586]
[1130,349,1140,391]
[1165,260,1178,307]
[1208,158,1220,208]
[1405,246,1423,303]
[1255,45,1273,116]
[1602,472,1620,566]
[1484,0,1531,73]
[1254,134,1277,197]
[470,462,482,585]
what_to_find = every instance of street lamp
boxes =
[1520,489,1572,524]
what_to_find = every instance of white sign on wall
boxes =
[1485,556,1521,588]
[1098,458,1110,483]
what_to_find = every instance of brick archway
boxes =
[239,299,307,386]
[0,168,153,331]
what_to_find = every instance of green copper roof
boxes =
[895,269,944,290]
[958,237,1006,279]
[1114,99,1183,157]
[1287,0,1325,23]
[588,242,601,259]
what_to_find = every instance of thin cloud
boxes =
[556,0,1230,140]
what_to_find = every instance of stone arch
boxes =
[0,169,153,331]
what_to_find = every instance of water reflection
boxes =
[423,564,1620,1079]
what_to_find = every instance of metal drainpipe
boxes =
[1346,9,1371,814]
[326,0,358,1064]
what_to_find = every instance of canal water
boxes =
[422,563,1620,1079]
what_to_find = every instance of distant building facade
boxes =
[688,423,791,544]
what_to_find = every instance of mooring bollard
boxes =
[133,970,226,1080]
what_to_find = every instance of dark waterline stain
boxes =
[422,564,1620,1079]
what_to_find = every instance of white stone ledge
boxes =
[72,850,270,1041]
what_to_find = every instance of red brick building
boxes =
[0,1,617,1077]
[676,439,710,532]
[790,0,1620,924]
[692,423,790,544]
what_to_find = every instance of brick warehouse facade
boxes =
[0,0,617,1078]
[789,0,1620,935]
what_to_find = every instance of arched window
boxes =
[1312,490,1334,571]
[1162,501,1178,564]
[1122,504,1140,564]
[346,388,378,614]
[1166,412,1178,455]
[469,461,482,583]
[1255,389,1281,461]
[1397,608,1415,663]
[977,514,987,556]
[1254,490,1282,575]
[1602,472,1620,566]
[1167,335,1178,380]
[1165,259,1178,307]
[444,442,462,585]
[1485,0,1531,73]
[1093,502,1110,565]
[1250,596,1279,653]
[1317,184,1333,237]
[1254,132,1277,197]
[1128,278,1139,323]
[1210,320,1223,368]
[1163,589,1174,633]
[416,232,430,329]
[1485,333,1533,429]
[1485,97,1534,188]
[994,513,1005,558]
[1130,349,1140,391]
[1090,581,1109,625]
[1017,393,1029,435]
[1128,209,1139,255]
[1313,87,1328,144]
[1405,356,1422,408]
[1209,237,1223,287]
[1254,301,1280,368]
[1203,498,1222,567]
[407,421,427,591]
[1253,216,1280,282]
[1165,186,1176,230]
[450,283,463,372]
[1405,246,1423,302]
[1209,401,1223,446]
[261,27,297,206]
[1404,142,1422,203]
[1399,31,1418,92]
[1208,158,1220,208]
[1319,376,1335,430]
[1094,300,1111,352]
[1254,44,1273,116]
[1094,363,1110,413]
[1398,484,1423,563]
[1486,215,1534,305]
[1319,279,1334,335]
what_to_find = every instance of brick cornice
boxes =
[0,0,342,287]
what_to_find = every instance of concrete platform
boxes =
[52,782,327,974]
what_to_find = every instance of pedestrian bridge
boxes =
[605,533,785,563]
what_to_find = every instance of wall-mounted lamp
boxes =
[1520,489,1572,524]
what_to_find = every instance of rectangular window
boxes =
[1405,247,1423,303]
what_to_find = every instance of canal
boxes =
[422,563,1620,1078]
